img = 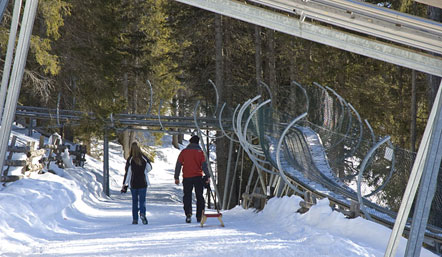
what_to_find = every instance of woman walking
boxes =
[121,142,152,224]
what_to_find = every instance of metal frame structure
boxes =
[174,0,442,77]
[249,0,442,54]
[414,0,442,9]
[0,0,22,120]
[231,78,442,254]
[1,0,441,255]
[0,0,39,184]
[386,81,442,257]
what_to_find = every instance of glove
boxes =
[121,185,128,193]
[202,176,210,189]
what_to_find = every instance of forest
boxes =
[0,0,441,220]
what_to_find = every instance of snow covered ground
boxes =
[0,129,437,256]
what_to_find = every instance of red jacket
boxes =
[174,143,209,179]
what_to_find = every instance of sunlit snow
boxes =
[0,127,437,256]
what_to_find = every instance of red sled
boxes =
[200,186,224,227]
[200,210,224,227]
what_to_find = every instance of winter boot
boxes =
[132,220,138,224]
[185,214,191,223]
[140,214,148,225]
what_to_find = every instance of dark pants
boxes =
[183,176,205,220]
[130,187,147,221]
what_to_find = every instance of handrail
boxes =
[243,99,272,157]
[291,81,309,114]
[276,112,308,195]
[235,97,277,175]
[193,101,225,139]
[218,102,240,142]
[357,136,391,221]
[363,140,396,198]
[208,79,220,117]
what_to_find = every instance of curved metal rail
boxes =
[234,84,442,251]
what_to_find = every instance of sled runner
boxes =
[201,185,224,227]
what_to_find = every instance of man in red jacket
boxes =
[174,135,210,223]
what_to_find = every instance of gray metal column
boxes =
[405,80,442,256]
[385,80,442,257]
[0,0,9,22]
[0,0,23,120]
[197,129,222,208]
[0,0,38,179]
[103,129,110,196]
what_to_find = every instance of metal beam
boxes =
[0,0,39,181]
[414,0,442,9]
[0,0,23,120]
[174,0,442,77]
[249,0,442,54]
[0,0,9,22]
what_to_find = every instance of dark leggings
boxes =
[183,176,205,219]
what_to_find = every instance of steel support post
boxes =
[0,0,38,180]
[385,81,442,257]
[227,143,242,208]
[222,138,234,210]
[197,129,222,208]
[103,129,110,196]
[405,80,442,257]
[0,0,9,21]
[276,176,286,197]
[238,149,245,203]
[0,0,22,120]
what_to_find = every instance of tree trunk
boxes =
[178,89,184,144]
[266,29,276,107]
[172,96,180,149]
[255,25,262,93]
[215,14,224,102]
[289,38,300,115]
[121,59,131,160]
[63,76,77,142]
[214,13,230,207]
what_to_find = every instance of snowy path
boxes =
[37,149,318,257]
[0,133,437,256]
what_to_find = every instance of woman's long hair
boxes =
[130,142,143,166]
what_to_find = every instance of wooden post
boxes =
[350,200,360,218]
[2,136,17,177]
